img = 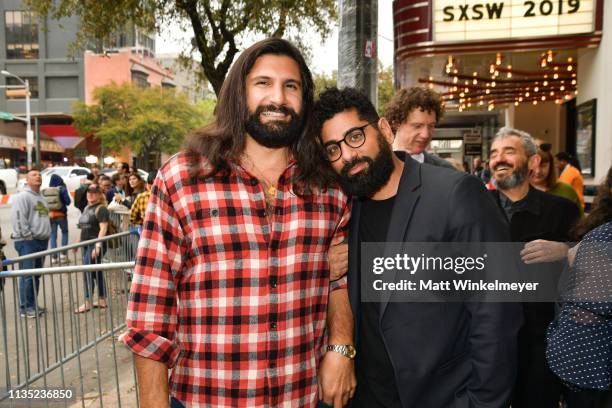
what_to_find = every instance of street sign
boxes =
[464,144,482,156]
[463,132,482,144]
[0,111,14,120]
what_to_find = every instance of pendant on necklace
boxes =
[267,185,277,196]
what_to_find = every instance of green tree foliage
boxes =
[378,64,395,114]
[72,83,209,164]
[25,0,337,96]
[312,65,395,112]
[314,70,337,97]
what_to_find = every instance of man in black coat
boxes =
[385,87,456,170]
[489,127,580,408]
[313,88,522,408]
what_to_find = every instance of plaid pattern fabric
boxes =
[129,190,151,225]
[122,151,351,407]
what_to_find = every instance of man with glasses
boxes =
[309,87,521,408]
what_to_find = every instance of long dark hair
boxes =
[186,37,329,194]
[571,166,612,240]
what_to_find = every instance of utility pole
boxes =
[338,0,379,107]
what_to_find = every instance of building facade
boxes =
[393,0,610,185]
[156,53,210,104]
[0,1,176,170]
[0,0,82,167]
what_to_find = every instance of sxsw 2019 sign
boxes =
[433,0,595,42]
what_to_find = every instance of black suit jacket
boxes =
[423,151,456,170]
[490,187,580,342]
[348,154,522,408]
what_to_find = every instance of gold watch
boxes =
[326,344,357,359]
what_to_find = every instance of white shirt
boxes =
[411,152,425,163]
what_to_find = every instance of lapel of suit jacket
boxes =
[379,154,422,319]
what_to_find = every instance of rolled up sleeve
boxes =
[121,171,186,368]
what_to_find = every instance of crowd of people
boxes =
[6,161,156,318]
[119,38,610,408]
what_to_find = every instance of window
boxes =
[5,11,39,59]
[131,71,149,88]
[5,76,39,99]
[136,31,155,55]
[46,77,79,98]
[72,169,89,176]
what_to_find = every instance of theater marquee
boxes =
[433,0,596,42]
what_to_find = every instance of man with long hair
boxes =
[121,38,353,408]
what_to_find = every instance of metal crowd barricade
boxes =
[0,231,140,408]
[108,210,140,265]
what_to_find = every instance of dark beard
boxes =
[494,160,529,190]
[244,104,303,148]
[336,134,395,198]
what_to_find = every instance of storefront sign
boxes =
[0,134,64,153]
[433,0,595,42]
[463,131,482,156]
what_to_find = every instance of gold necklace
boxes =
[242,154,283,210]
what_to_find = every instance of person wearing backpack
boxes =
[43,174,71,264]
[73,183,109,313]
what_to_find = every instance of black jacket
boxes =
[490,187,579,243]
[490,187,580,340]
[74,184,90,213]
[348,154,523,408]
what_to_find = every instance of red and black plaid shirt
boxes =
[122,151,350,407]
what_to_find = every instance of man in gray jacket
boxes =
[11,168,50,318]
[385,87,456,170]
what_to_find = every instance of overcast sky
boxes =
[156,0,394,75]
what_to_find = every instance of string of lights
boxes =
[418,51,578,112]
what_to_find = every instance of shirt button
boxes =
[270,322,277,329]
[270,276,278,288]
[258,209,266,217]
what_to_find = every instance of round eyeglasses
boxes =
[322,122,376,162]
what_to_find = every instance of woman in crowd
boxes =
[47,174,71,264]
[127,172,145,207]
[547,166,612,408]
[108,173,130,208]
[74,184,109,313]
[129,172,155,227]
[531,148,584,216]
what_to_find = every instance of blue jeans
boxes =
[82,245,106,299]
[50,217,69,257]
[15,239,48,311]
